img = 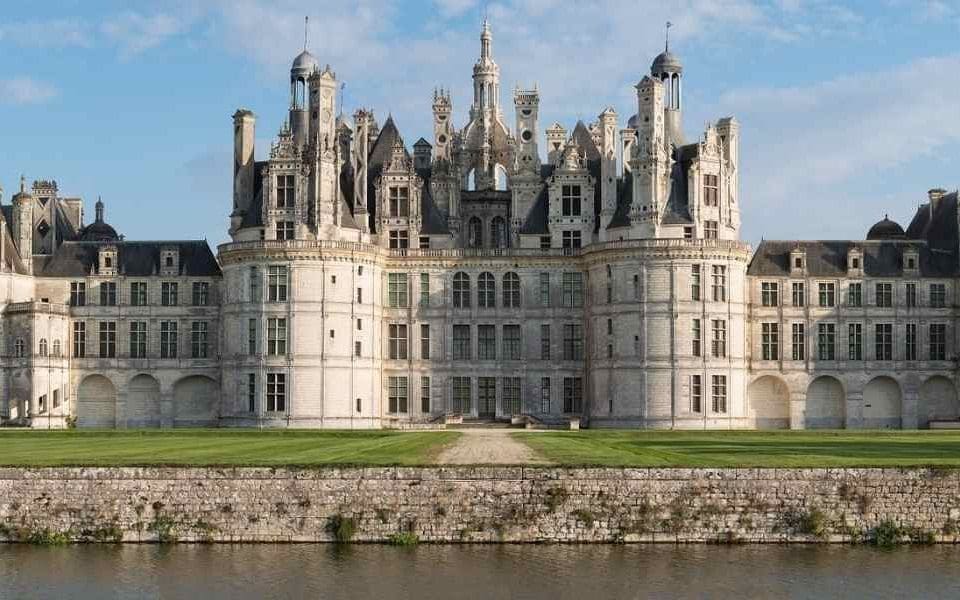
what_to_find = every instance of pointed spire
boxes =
[95,196,104,223]
[304,16,309,51]
[665,21,672,52]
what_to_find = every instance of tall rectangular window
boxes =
[100,282,117,306]
[453,324,471,360]
[711,319,727,358]
[130,282,147,306]
[388,376,408,413]
[161,282,178,306]
[633,273,641,299]
[129,321,147,358]
[791,282,805,307]
[452,377,472,413]
[276,174,295,208]
[73,321,86,358]
[562,324,583,361]
[478,324,496,360]
[503,273,521,308]
[906,283,917,308]
[539,272,550,306]
[691,265,701,301]
[561,272,583,307]
[421,376,431,413]
[703,174,719,207]
[70,282,86,307]
[818,282,835,307]
[99,321,116,358]
[711,265,726,302]
[502,377,522,415]
[905,323,918,360]
[847,282,862,307]
[817,323,835,360]
[691,375,702,413]
[792,323,806,360]
[761,323,779,360]
[420,324,430,359]
[848,323,863,361]
[540,378,551,413]
[540,324,551,360]
[247,374,256,412]
[692,319,702,357]
[561,184,582,216]
[249,267,261,302]
[929,323,946,360]
[930,283,946,308]
[388,186,409,217]
[268,266,288,302]
[503,325,521,360]
[704,221,719,239]
[267,318,287,356]
[875,283,893,308]
[874,323,892,361]
[275,221,295,240]
[711,375,727,413]
[191,321,209,358]
[247,318,257,355]
[192,282,210,306]
[761,282,779,307]
[419,273,430,307]
[388,324,408,360]
[266,373,285,412]
[388,273,408,308]
[161,321,178,358]
[562,376,583,413]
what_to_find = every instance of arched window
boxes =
[52,340,61,357]
[491,216,508,248]
[39,339,48,357]
[14,338,24,358]
[468,216,483,248]
[453,272,471,309]
[478,272,496,308]
[503,272,521,308]
[494,165,508,192]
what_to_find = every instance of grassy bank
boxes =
[516,430,960,468]
[0,429,459,467]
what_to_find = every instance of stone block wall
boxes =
[0,467,957,543]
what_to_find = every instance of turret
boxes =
[650,30,683,148]
[598,108,618,231]
[11,176,33,274]
[514,85,541,174]
[432,89,453,164]
[472,19,501,116]
[290,48,318,148]
[353,108,372,232]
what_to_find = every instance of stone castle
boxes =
[1,22,957,429]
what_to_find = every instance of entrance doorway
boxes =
[478,377,497,419]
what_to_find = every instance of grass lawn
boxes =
[515,430,960,468]
[0,429,459,467]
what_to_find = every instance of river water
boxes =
[0,544,957,599]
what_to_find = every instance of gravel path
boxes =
[437,429,549,465]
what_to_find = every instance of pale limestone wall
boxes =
[0,467,957,543]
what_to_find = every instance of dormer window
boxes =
[790,249,806,274]
[165,256,173,267]
[98,245,118,276]
[276,174,295,208]
[160,247,179,276]
[388,187,409,218]
[561,185,582,217]
[903,249,919,273]
[847,248,863,274]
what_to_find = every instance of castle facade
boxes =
[1,23,956,429]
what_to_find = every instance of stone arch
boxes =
[77,374,116,428]
[126,374,161,428]
[467,216,482,247]
[805,375,845,429]
[919,376,958,428]
[173,375,219,427]
[863,376,902,429]
[494,164,509,191]
[747,375,790,429]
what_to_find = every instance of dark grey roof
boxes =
[607,143,696,229]
[240,160,268,228]
[866,216,906,240]
[38,241,221,278]
[415,169,449,235]
[651,50,683,74]
[519,165,555,235]
[748,240,956,278]
[906,191,958,254]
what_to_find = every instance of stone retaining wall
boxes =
[0,467,958,543]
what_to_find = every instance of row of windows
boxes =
[691,318,728,358]
[69,281,211,307]
[759,281,948,309]
[690,265,728,302]
[245,372,288,413]
[757,322,949,362]
[689,374,727,414]
[381,323,583,362]
[66,321,210,359]
[447,376,584,414]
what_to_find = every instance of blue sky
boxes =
[1,0,959,247]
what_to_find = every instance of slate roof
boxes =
[519,165,555,235]
[37,241,221,278]
[608,142,696,229]
[240,160,268,228]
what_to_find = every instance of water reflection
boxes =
[0,544,956,599]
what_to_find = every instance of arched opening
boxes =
[747,375,790,429]
[291,76,308,110]
[466,168,477,192]
[502,272,520,308]
[127,374,161,428]
[919,376,958,428]
[77,374,116,428]
[491,216,508,248]
[467,216,483,248]
[173,375,219,427]
[495,164,508,191]
[863,376,902,429]
[452,272,471,308]
[805,376,845,429]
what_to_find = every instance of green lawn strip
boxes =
[0,430,460,467]
[514,430,960,468]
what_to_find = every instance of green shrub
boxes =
[788,508,829,539]
[871,520,903,548]
[327,514,356,543]
[26,528,70,545]
[942,518,957,536]
[572,509,595,528]
[148,514,178,543]
[388,531,419,546]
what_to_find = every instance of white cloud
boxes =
[0,18,91,47]
[100,11,185,56]
[433,0,478,18]
[0,77,58,105]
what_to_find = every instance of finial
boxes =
[665,21,672,52]
[19,174,26,194]
[304,16,309,51]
